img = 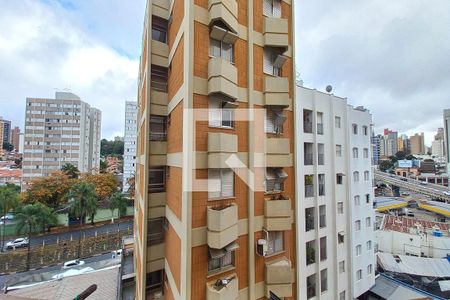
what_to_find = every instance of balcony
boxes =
[209,0,239,36]
[263,17,289,49]
[265,258,293,298]
[208,57,238,100]
[206,274,238,300]
[266,138,291,167]
[264,197,292,231]
[151,40,169,68]
[263,77,289,107]
[208,132,238,169]
[207,204,238,249]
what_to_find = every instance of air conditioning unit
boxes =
[256,239,268,257]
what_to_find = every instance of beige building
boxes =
[135,0,297,299]
[0,120,4,155]
[410,132,425,155]
[22,92,101,183]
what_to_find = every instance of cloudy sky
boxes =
[1,1,449,145]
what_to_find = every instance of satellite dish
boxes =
[326,85,333,93]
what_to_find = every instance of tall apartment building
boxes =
[371,134,381,166]
[135,0,296,299]
[410,132,425,155]
[444,109,450,174]
[123,101,138,193]
[0,120,4,153]
[11,126,21,151]
[0,117,11,144]
[379,129,398,157]
[296,87,375,300]
[22,92,101,183]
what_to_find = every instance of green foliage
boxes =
[2,142,14,152]
[14,204,41,269]
[108,192,128,221]
[395,151,406,160]
[379,160,394,172]
[100,160,107,173]
[66,182,99,223]
[61,163,80,179]
[0,185,19,250]
[35,203,58,233]
[100,139,124,157]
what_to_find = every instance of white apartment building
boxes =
[296,86,375,300]
[123,101,137,193]
[22,92,101,183]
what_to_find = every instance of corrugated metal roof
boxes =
[377,253,450,277]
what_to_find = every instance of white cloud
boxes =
[0,0,142,139]
[295,0,450,146]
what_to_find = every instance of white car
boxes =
[6,238,28,249]
[112,249,122,258]
[443,191,450,196]
[0,214,13,221]
[62,259,85,269]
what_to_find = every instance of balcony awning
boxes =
[210,25,238,44]
[209,242,240,259]
[223,101,239,109]
[337,173,346,176]
[273,110,287,126]
[276,169,288,179]
[225,241,239,252]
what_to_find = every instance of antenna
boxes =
[326,85,333,93]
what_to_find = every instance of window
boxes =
[306,240,316,265]
[339,261,345,273]
[263,48,282,76]
[336,144,342,157]
[149,167,166,193]
[336,173,343,185]
[317,143,324,165]
[355,220,361,231]
[320,269,328,293]
[339,291,346,300]
[319,205,326,228]
[267,231,284,255]
[208,248,235,272]
[365,194,370,204]
[356,245,362,256]
[209,97,235,128]
[265,168,287,192]
[208,169,234,199]
[366,217,371,227]
[263,0,282,18]
[152,16,168,43]
[318,174,325,196]
[307,274,316,299]
[352,124,358,134]
[151,65,168,92]
[353,171,359,182]
[337,202,344,214]
[354,195,360,206]
[352,147,359,158]
[305,207,315,232]
[320,237,327,261]
[147,218,165,245]
[305,175,314,197]
[303,109,313,133]
[210,38,234,63]
[146,270,163,291]
[356,269,362,280]
[364,171,370,181]
[316,112,324,135]
[265,108,285,134]
[335,116,341,128]
[367,264,373,274]
[363,126,368,135]
[304,142,314,165]
[150,115,167,141]
[338,232,345,244]
[363,148,369,158]
[367,240,372,251]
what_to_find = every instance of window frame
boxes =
[151,16,168,43]
[208,249,235,273]
[209,38,234,63]
[149,166,166,193]
[208,169,235,200]
[266,230,284,255]
[209,97,235,129]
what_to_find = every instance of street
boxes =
[1,220,133,251]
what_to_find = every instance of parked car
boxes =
[6,238,29,249]
[0,214,14,220]
[419,182,428,185]
[112,249,122,258]
[400,178,408,181]
[442,191,450,196]
[62,259,85,269]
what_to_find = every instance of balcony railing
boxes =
[148,232,164,245]
[305,185,314,198]
[150,132,167,141]
[318,154,324,165]
[151,80,168,93]
[304,153,313,165]
[317,123,324,135]
[303,122,313,133]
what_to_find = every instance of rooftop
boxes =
[381,215,450,236]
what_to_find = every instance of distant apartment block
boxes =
[444,109,450,174]
[296,86,376,299]
[11,126,20,151]
[123,101,137,193]
[22,92,101,183]
[0,120,4,153]
[0,117,11,144]
[380,129,398,157]
[410,132,425,155]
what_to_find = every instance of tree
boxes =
[22,172,77,209]
[35,203,58,234]
[2,142,13,152]
[61,163,80,179]
[100,139,124,157]
[14,158,22,168]
[395,151,406,160]
[389,155,398,164]
[406,154,416,160]
[15,204,40,270]
[99,160,107,173]
[66,182,98,258]
[81,173,117,203]
[0,186,19,252]
[108,193,128,223]
[379,160,393,172]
